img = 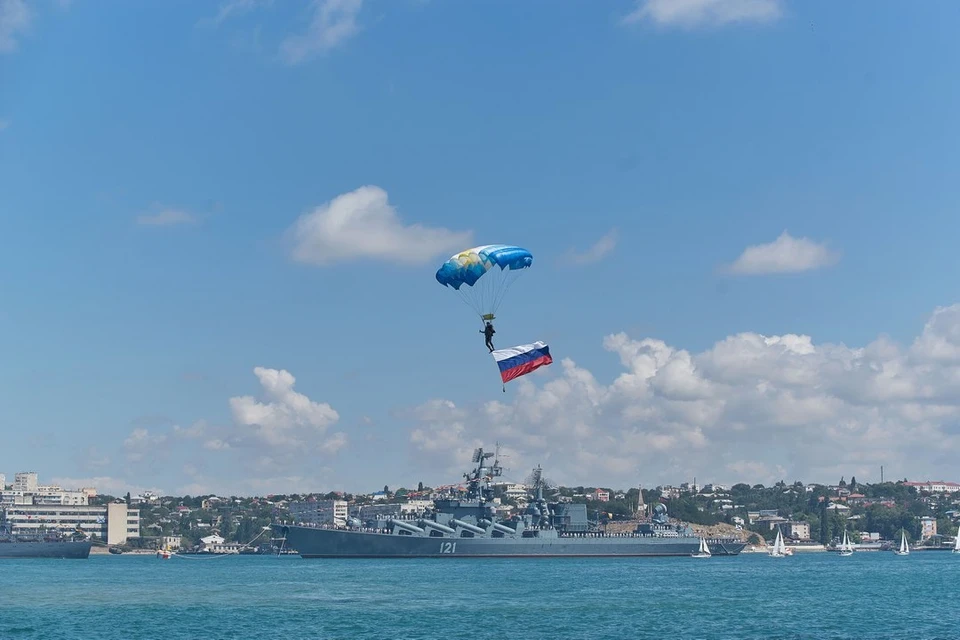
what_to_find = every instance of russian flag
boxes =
[492,341,553,384]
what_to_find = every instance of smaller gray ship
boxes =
[0,525,92,559]
[274,446,746,558]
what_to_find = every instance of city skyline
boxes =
[2,0,960,495]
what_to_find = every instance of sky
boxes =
[1,0,959,497]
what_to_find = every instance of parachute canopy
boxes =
[435,244,533,321]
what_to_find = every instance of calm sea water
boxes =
[1,551,958,639]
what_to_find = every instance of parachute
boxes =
[435,245,533,322]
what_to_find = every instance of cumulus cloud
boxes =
[280,0,363,64]
[287,185,472,266]
[406,304,960,488]
[567,229,618,265]
[136,207,197,227]
[0,0,30,53]
[724,231,839,275]
[622,0,782,28]
[230,366,344,449]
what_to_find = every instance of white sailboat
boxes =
[893,529,910,556]
[838,529,854,556]
[691,537,711,558]
[952,532,960,554]
[769,528,790,557]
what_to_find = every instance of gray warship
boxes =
[0,526,92,559]
[274,447,746,558]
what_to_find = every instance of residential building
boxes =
[0,491,28,506]
[160,535,182,551]
[288,499,349,526]
[399,500,433,515]
[783,521,811,541]
[920,516,937,540]
[2,501,140,545]
[904,481,960,494]
[758,515,789,530]
[594,490,610,502]
[13,472,38,494]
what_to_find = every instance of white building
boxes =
[399,500,433,515]
[13,472,38,494]
[0,491,29,506]
[904,481,960,494]
[0,474,5,489]
[289,499,349,526]
[2,502,140,545]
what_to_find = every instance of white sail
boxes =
[691,536,711,558]
[954,532,960,554]
[769,528,786,557]
[838,529,853,555]
[895,530,910,555]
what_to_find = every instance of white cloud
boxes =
[568,229,618,265]
[202,0,273,26]
[622,0,782,28]
[279,0,363,64]
[0,0,30,53]
[230,366,343,448]
[203,438,231,451]
[123,428,167,463]
[724,231,839,275]
[406,304,960,488]
[287,185,472,266]
[136,207,197,227]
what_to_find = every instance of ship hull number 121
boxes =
[439,542,457,554]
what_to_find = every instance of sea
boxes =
[1,551,957,640]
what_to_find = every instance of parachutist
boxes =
[481,321,495,352]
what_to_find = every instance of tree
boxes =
[383,485,389,494]
[819,501,829,545]
[850,476,858,491]
[417,481,424,492]
[125,492,131,505]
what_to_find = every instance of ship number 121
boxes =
[440,542,457,554]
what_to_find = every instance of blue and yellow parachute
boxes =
[436,244,533,321]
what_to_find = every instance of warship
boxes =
[0,526,92,559]
[274,447,747,558]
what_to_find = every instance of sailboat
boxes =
[838,529,854,556]
[768,528,791,557]
[893,529,910,556]
[952,532,960,554]
[691,537,712,558]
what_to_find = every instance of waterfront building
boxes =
[288,499,349,526]
[2,501,140,545]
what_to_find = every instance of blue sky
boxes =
[2,0,959,496]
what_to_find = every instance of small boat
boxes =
[768,528,791,557]
[838,529,854,556]
[893,530,910,556]
[156,550,172,559]
[691,537,711,558]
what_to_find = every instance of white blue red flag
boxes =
[492,341,553,384]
